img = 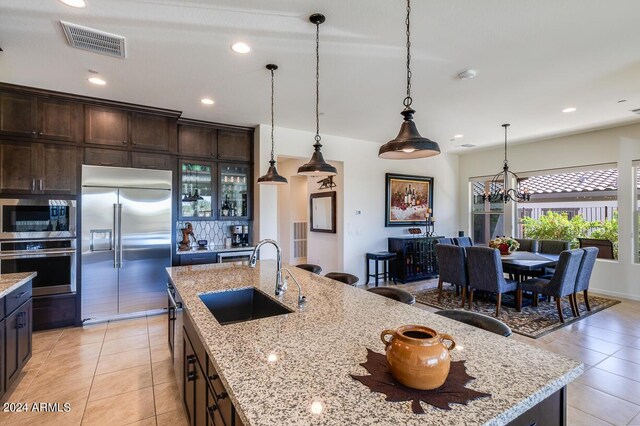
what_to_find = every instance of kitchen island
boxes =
[166,261,582,426]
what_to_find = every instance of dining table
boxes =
[500,251,560,281]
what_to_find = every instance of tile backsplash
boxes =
[176,220,249,246]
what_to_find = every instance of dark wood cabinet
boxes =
[0,141,75,195]
[0,318,4,397]
[179,124,217,158]
[388,236,441,283]
[131,152,172,170]
[4,298,32,390]
[180,311,244,426]
[217,130,251,162]
[0,92,37,137]
[131,112,171,151]
[0,92,82,141]
[84,147,130,168]
[85,105,130,147]
[33,294,77,331]
[178,252,218,266]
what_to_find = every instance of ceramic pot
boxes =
[380,325,456,390]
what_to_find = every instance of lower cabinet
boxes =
[32,293,77,331]
[179,252,218,266]
[181,312,244,426]
[0,318,4,396]
[4,298,32,389]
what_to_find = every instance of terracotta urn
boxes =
[380,325,456,390]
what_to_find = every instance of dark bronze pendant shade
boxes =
[298,13,337,177]
[379,0,441,160]
[378,108,441,159]
[257,64,288,185]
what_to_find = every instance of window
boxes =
[471,180,504,244]
[516,166,618,259]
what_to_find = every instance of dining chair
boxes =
[453,237,473,247]
[435,244,468,306]
[578,238,614,259]
[296,263,322,274]
[435,310,512,337]
[466,246,518,316]
[435,237,454,245]
[538,240,570,254]
[324,272,359,286]
[573,247,599,315]
[515,238,538,253]
[518,249,584,323]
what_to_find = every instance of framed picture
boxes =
[310,191,336,233]
[385,173,434,227]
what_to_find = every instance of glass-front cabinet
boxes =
[218,163,250,219]
[179,160,216,219]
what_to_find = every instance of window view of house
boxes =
[471,180,504,244]
[517,168,619,259]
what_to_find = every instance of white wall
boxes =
[459,122,640,300]
[255,125,460,283]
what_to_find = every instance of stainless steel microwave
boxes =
[0,199,76,239]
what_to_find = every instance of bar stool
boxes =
[367,287,415,305]
[365,252,396,286]
[325,272,359,286]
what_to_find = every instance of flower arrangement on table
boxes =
[488,236,520,255]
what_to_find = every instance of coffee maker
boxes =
[231,225,243,247]
[241,225,249,247]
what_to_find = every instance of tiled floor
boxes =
[0,315,188,426]
[1,283,640,425]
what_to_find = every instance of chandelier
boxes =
[482,124,531,203]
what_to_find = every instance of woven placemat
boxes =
[351,349,490,414]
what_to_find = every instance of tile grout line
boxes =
[80,323,108,425]
[568,404,616,426]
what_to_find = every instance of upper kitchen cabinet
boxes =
[0,92,82,142]
[178,120,253,162]
[178,122,217,159]
[86,105,176,152]
[0,141,76,195]
[217,129,251,162]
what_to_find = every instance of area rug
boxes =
[412,287,620,339]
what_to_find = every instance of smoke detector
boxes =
[61,21,126,58]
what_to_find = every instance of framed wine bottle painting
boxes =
[385,173,434,227]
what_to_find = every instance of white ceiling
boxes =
[1,0,640,152]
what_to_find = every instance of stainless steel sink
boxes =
[199,288,293,325]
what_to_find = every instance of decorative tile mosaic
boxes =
[176,220,249,246]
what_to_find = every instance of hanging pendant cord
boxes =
[270,67,275,162]
[503,124,509,166]
[403,0,412,108]
[315,21,321,143]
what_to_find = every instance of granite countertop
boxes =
[175,245,255,255]
[0,272,38,298]
[166,261,583,426]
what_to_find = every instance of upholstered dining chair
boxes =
[515,238,538,253]
[324,272,359,286]
[435,244,468,306]
[435,237,454,245]
[435,310,512,337]
[466,247,518,316]
[573,247,599,315]
[296,263,322,274]
[518,249,584,323]
[453,237,473,247]
[538,240,571,254]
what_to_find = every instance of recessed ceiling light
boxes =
[59,0,86,8]
[454,134,464,139]
[88,77,106,85]
[231,42,250,54]
[618,99,627,103]
[456,69,477,80]
[562,107,577,113]
[201,98,215,105]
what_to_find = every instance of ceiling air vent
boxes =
[60,21,126,58]
[632,108,640,115]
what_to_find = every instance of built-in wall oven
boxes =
[0,199,76,239]
[0,239,77,296]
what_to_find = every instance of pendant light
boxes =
[378,0,441,159]
[257,64,288,185]
[298,13,337,176]
[482,124,531,203]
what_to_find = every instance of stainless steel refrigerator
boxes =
[81,165,172,322]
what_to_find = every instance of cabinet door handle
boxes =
[216,392,228,400]
[186,355,196,381]
[100,162,114,166]
[15,291,28,299]
[122,140,127,144]
[31,131,37,135]
[39,179,43,191]
[31,178,36,191]
[208,374,219,381]
[208,404,218,414]
[132,141,137,145]
[16,312,24,329]
[38,131,43,136]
